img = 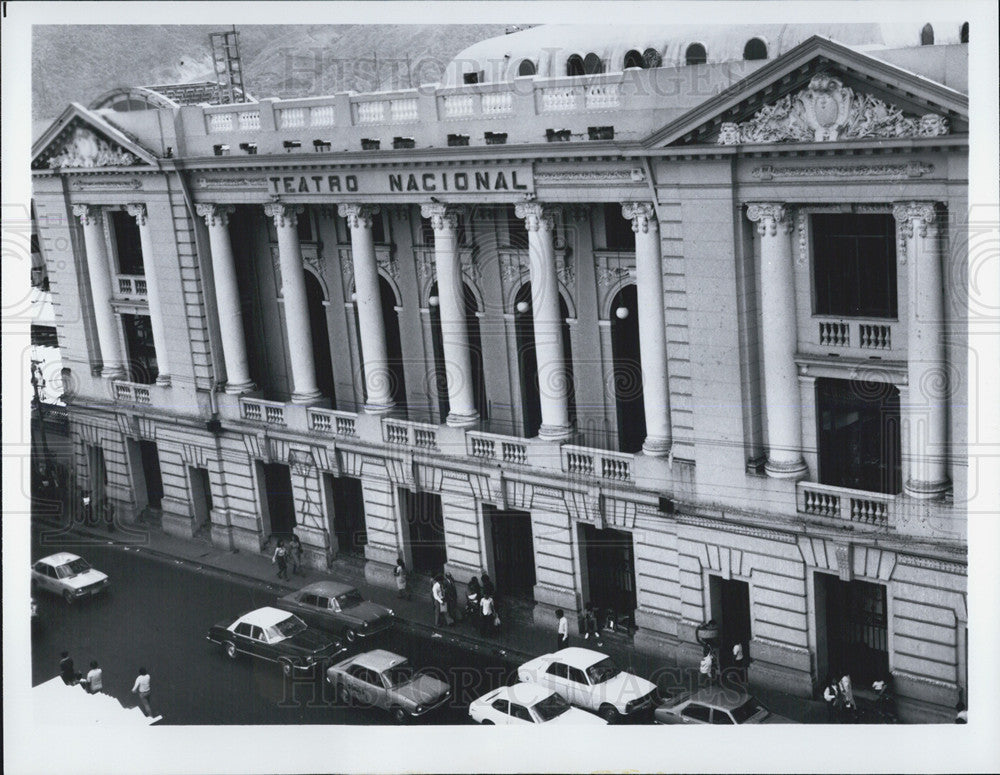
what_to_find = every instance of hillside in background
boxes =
[32,24,509,121]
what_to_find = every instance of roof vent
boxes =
[392,137,416,150]
[546,128,572,142]
[588,126,614,141]
[361,138,381,151]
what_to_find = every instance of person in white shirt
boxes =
[556,609,569,651]
[132,667,153,717]
[83,660,103,694]
[480,593,496,637]
[432,576,452,627]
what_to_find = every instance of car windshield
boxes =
[382,664,414,687]
[58,559,91,578]
[269,615,308,641]
[585,658,621,684]
[335,590,364,609]
[730,697,768,724]
[532,692,571,722]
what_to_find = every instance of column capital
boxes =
[746,202,793,236]
[72,203,102,226]
[420,203,461,231]
[338,203,380,229]
[621,202,658,234]
[892,201,937,235]
[125,202,148,226]
[195,203,235,228]
[514,202,556,232]
[263,202,303,229]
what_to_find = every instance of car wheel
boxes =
[599,704,620,723]
[224,641,237,660]
[481,719,494,725]
[62,590,74,605]
[280,660,293,677]
[336,683,351,706]
[391,706,408,725]
[344,628,357,643]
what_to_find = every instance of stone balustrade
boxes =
[797,481,894,529]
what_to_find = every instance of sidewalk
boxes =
[33,508,829,724]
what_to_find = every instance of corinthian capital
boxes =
[621,202,658,234]
[72,204,103,227]
[513,202,556,232]
[263,202,303,229]
[746,202,793,236]
[893,201,937,238]
[195,203,235,228]
[338,203,380,230]
[125,203,148,226]
[420,203,461,232]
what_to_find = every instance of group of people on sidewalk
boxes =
[392,558,502,638]
[271,535,305,580]
[58,651,154,717]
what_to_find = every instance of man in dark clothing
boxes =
[443,573,461,623]
[59,651,78,685]
[481,573,495,599]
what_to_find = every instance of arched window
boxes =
[517,58,536,77]
[920,24,934,45]
[960,22,969,43]
[609,284,645,454]
[642,47,663,68]
[685,43,707,65]
[566,54,585,76]
[583,53,604,75]
[623,49,644,69]
[743,38,767,60]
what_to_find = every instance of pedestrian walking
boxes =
[555,609,569,651]
[102,497,115,533]
[132,667,153,717]
[59,651,79,685]
[823,675,842,722]
[82,660,103,694]
[432,575,452,627]
[272,540,289,580]
[699,645,719,685]
[581,601,602,645]
[443,572,461,623]
[288,534,303,576]
[481,572,495,600]
[465,576,481,618]
[838,673,857,721]
[731,641,748,686]
[480,592,497,637]
[394,557,410,600]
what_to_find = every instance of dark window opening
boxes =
[139,440,164,511]
[110,210,144,275]
[463,72,481,84]
[296,209,313,242]
[820,574,889,685]
[566,54,585,76]
[31,325,59,348]
[642,47,663,68]
[121,313,158,384]
[447,133,470,146]
[685,43,707,65]
[515,283,542,438]
[392,136,416,149]
[743,38,767,60]
[505,205,528,249]
[623,49,644,69]
[401,489,446,574]
[326,474,367,557]
[588,125,614,140]
[517,59,536,76]
[960,22,969,43]
[581,524,636,622]
[484,505,535,600]
[812,214,897,318]
[484,131,508,145]
[610,285,645,453]
[305,272,336,405]
[361,138,380,151]
[604,203,634,250]
[583,53,604,74]
[921,23,934,45]
[262,462,296,539]
[371,213,387,245]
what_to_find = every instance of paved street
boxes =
[30,533,522,725]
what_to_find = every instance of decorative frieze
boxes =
[196,176,269,190]
[534,169,646,185]
[70,178,143,191]
[752,161,934,180]
[680,514,799,544]
[46,127,139,168]
[896,555,966,576]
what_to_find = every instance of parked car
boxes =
[654,687,793,725]
[326,649,451,723]
[469,682,608,725]
[517,647,658,722]
[206,606,345,676]
[31,552,109,604]
[276,581,395,642]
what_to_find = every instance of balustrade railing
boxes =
[814,319,896,353]
[115,274,147,299]
[797,481,892,529]
[466,431,529,465]
[112,380,151,405]
[307,407,358,437]
[382,418,438,449]
[240,397,286,426]
[562,445,633,482]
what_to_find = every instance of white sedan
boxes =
[517,647,658,722]
[469,682,607,726]
[31,553,109,604]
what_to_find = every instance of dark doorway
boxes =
[110,209,144,275]
[400,489,447,575]
[515,283,542,437]
[262,462,296,539]
[818,573,889,684]
[610,284,645,453]
[581,524,636,621]
[816,378,901,494]
[324,473,367,557]
[87,444,108,509]
[188,466,212,530]
[380,276,407,411]
[484,506,536,600]
[138,440,163,510]
[710,576,752,668]
[121,313,158,384]
[305,272,336,405]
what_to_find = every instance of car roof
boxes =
[503,682,556,705]
[353,649,408,672]
[295,580,355,597]
[37,553,82,566]
[237,606,296,629]
[687,687,755,710]
[551,647,608,668]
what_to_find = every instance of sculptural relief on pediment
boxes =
[45,126,139,168]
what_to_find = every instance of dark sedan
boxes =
[206,606,345,676]
[276,581,395,643]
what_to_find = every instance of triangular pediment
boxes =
[645,36,967,148]
[32,103,158,170]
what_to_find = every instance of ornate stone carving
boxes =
[47,127,139,168]
[263,202,302,229]
[195,176,268,190]
[338,203,380,230]
[125,203,148,227]
[746,203,793,236]
[513,202,556,232]
[195,203,235,229]
[597,265,633,287]
[555,252,574,286]
[534,169,645,185]
[751,161,935,180]
[892,201,937,263]
[621,202,657,234]
[419,203,461,232]
[71,204,102,227]
[500,251,528,282]
[718,74,950,145]
[70,178,143,191]
[796,209,807,268]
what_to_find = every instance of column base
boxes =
[224,380,256,395]
[445,410,480,428]
[764,456,808,479]
[537,423,574,442]
[641,435,672,457]
[155,374,172,387]
[101,366,126,381]
[904,477,950,500]
[363,400,396,415]
[290,389,324,405]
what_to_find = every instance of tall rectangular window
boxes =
[603,204,634,251]
[121,313,158,384]
[110,210,144,275]
[812,213,897,318]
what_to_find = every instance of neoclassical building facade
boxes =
[31,26,969,720]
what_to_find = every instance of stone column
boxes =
[339,203,394,413]
[623,202,671,456]
[421,203,478,427]
[72,204,125,379]
[894,201,949,498]
[747,203,807,478]
[514,202,572,441]
[195,203,254,394]
[264,203,322,403]
[124,203,171,385]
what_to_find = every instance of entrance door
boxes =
[139,440,163,510]
[818,573,889,684]
[86,444,108,524]
[188,466,212,530]
[400,489,446,575]
[262,463,296,540]
[484,506,536,600]
[709,576,752,668]
[324,473,367,556]
[581,524,636,621]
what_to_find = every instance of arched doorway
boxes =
[610,285,645,453]
[305,272,335,405]
[428,282,487,423]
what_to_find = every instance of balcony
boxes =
[307,407,358,438]
[112,380,151,405]
[806,317,902,358]
[466,430,529,466]
[797,481,894,531]
[115,274,147,301]
[562,445,633,483]
[240,397,287,427]
[382,418,438,450]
